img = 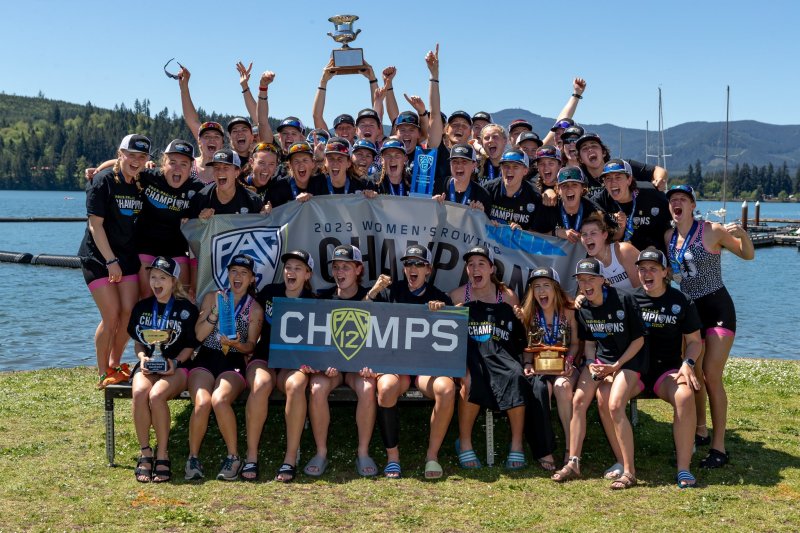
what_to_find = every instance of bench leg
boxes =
[630,398,639,427]
[484,409,495,467]
[105,390,116,467]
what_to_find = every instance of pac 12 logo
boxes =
[331,308,371,360]
[211,227,282,291]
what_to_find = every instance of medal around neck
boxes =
[141,329,174,373]
[327,15,366,75]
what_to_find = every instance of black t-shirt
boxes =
[484,178,543,231]
[254,282,316,361]
[576,286,647,373]
[594,186,671,253]
[433,139,451,192]
[186,182,264,218]
[268,174,328,204]
[127,297,200,361]
[135,169,204,257]
[533,196,616,235]
[372,281,454,306]
[376,176,412,197]
[477,159,502,187]
[308,174,368,196]
[78,168,143,260]
[634,286,701,374]
[317,284,371,301]
[432,177,492,218]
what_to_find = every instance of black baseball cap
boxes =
[509,119,533,132]
[228,253,255,273]
[227,117,252,133]
[517,131,543,148]
[356,108,381,125]
[550,118,575,132]
[394,111,420,129]
[666,184,697,203]
[333,114,356,128]
[277,117,304,133]
[119,134,151,154]
[573,257,603,277]
[528,266,561,284]
[329,244,363,263]
[448,110,472,125]
[450,143,476,161]
[561,125,585,143]
[401,245,432,264]
[208,148,242,168]
[635,248,668,268]
[575,132,603,151]
[164,139,195,159]
[146,256,180,278]
[463,245,495,265]
[281,249,315,271]
[325,137,352,156]
[472,111,492,123]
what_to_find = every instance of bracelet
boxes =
[105,257,119,266]
[318,86,326,91]
[421,110,430,117]
[429,78,439,83]
[387,87,394,91]
[572,93,583,99]
[242,87,250,93]
[206,315,218,325]
[369,79,378,84]
[258,86,268,92]
[258,96,268,101]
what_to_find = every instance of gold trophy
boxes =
[141,329,174,373]
[524,325,567,375]
[327,15,366,75]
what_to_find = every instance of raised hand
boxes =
[260,70,276,87]
[573,77,586,96]
[321,57,336,83]
[178,67,190,89]
[237,61,253,89]
[404,93,426,115]
[382,66,397,86]
[425,43,440,77]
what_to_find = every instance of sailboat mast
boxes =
[723,85,729,222]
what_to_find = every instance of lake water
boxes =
[0,190,797,371]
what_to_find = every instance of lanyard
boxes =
[327,175,350,195]
[501,180,522,198]
[388,180,405,196]
[487,162,495,180]
[409,283,428,297]
[151,297,174,330]
[560,202,584,230]
[668,220,699,272]
[448,178,471,204]
[289,178,299,199]
[616,190,638,241]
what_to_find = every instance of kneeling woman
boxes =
[185,254,263,481]
[633,248,702,488]
[365,245,454,479]
[246,250,316,482]
[128,257,199,483]
[450,246,526,470]
[552,258,646,489]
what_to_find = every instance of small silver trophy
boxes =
[327,15,366,75]
[141,329,174,373]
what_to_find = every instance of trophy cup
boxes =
[141,329,174,373]
[327,15,366,75]
[523,325,568,375]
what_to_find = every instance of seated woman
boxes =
[245,250,317,482]
[128,257,199,483]
[552,258,646,489]
[633,248,702,488]
[185,254,263,481]
[307,245,378,477]
[579,212,640,291]
[364,245,454,479]
[449,246,526,470]
[517,267,580,471]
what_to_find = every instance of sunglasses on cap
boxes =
[561,136,580,144]
[536,147,560,158]
[552,120,572,130]
[403,260,427,268]
[252,142,280,155]
[281,119,304,130]
[199,121,223,133]
[395,114,419,126]
[603,162,629,174]
[288,142,313,155]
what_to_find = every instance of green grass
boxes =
[0,359,799,532]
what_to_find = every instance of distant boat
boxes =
[64,196,74,200]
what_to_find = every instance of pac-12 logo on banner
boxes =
[211,227,282,291]
[331,308,371,360]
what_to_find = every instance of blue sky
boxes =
[0,0,796,130]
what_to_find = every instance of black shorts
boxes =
[184,347,247,381]
[81,253,140,286]
[693,286,736,337]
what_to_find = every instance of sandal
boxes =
[610,472,637,490]
[384,461,402,479]
[455,439,482,469]
[241,462,259,482]
[135,453,154,483]
[700,448,729,469]
[152,459,171,483]
[275,463,296,483]
[424,460,443,480]
[695,433,711,447]
[505,451,527,471]
[677,470,697,489]
[303,455,329,477]
[355,456,378,477]
[538,457,556,472]
[603,462,624,480]
[551,457,580,483]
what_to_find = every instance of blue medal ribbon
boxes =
[289,178,299,199]
[668,220,699,274]
[487,163,495,180]
[500,180,522,198]
[388,180,406,196]
[151,297,174,330]
[537,309,560,345]
[327,175,350,195]
[616,190,638,241]
[409,282,428,297]
[560,202,584,231]
[448,178,471,204]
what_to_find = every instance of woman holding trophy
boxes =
[127,256,199,483]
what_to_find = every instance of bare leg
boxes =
[90,284,121,374]
[345,373,377,458]
[553,372,578,449]
[704,334,734,453]
[276,369,308,469]
[606,370,641,477]
[211,372,247,456]
[376,374,410,466]
[110,280,139,368]
[244,362,275,464]
[416,375,456,462]
[456,372,481,463]
[187,370,215,457]
[307,373,343,462]
[131,372,156,449]
[693,344,709,439]
[567,367,601,471]
[596,380,623,465]
[657,372,696,474]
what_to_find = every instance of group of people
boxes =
[79,46,754,488]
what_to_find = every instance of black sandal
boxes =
[275,463,296,483]
[152,459,172,483]
[700,448,729,469]
[135,455,154,483]
[241,462,259,482]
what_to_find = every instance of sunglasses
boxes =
[288,142,313,155]
[403,260,427,268]
[395,115,419,126]
[281,120,304,130]
[163,58,185,80]
[252,142,280,155]
[552,120,572,129]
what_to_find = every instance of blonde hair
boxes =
[520,278,573,331]
[114,150,143,192]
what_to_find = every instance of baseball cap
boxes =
[450,143,476,161]
[325,137,352,156]
[352,139,378,155]
[228,253,255,273]
[394,111,420,129]
[517,131,543,148]
[333,114,356,128]
[356,108,381,125]
[600,159,633,178]
[635,248,668,268]
[561,125,585,143]
[380,138,406,153]
[448,110,472,125]
[666,184,697,202]
[281,249,315,271]
[277,117,305,133]
[573,257,603,277]
[164,139,195,159]
[329,244,363,263]
[208,148,242,168]
[198,121,225,138]
[227,117,252,133]
[287,141,313,158]
[472,111,492,123]
[500,148,530,168]
[557,167,587,185]
[528,266,561,285]
[119,134,151,155]
[509,119,533,132]
[463,245,495,265]
[550,118,575,132]
[575,132,603,151]
[146,256,180,278]
[306,128,331,144]
[534,145,562,161]
[401,245,432,264]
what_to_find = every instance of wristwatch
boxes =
[684,358,696,368]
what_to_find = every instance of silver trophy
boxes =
[327,15,366,74]
[141,329,174,373]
